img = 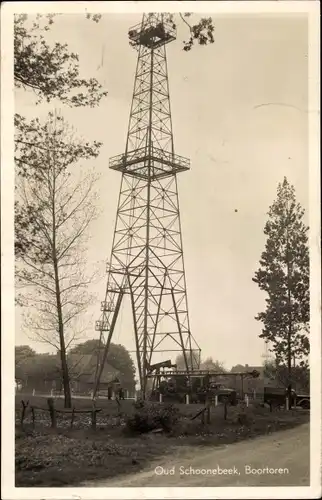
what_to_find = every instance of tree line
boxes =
[15,340,136,393]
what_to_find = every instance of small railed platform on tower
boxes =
[128,18,176,49]
[109,146,190,180]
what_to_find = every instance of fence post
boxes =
[31,406,35,429]
[91,409,97,430]
[115,397,121,415]
[47,397,56,428]
[185,394,189,405]
[206,404,211,424]
[245,394,249,407]
[70,408,75,429]
[20,400,29,428]
[215,395,218,407]
[285,396,289,411]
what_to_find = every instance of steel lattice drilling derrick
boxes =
[94,13,200,398]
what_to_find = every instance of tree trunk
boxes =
[287,327,292,410]
[51,153,72,409]
[286,208,292,410]
[53,259,71,408]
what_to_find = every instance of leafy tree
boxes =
[15,348,60,387]
[14,12,214,110]
[176,13,215,51]
[14,14,107,107]
[15,345,36,363]
[264,359,310,393]
[201,357,226,372]
[15,345,36,380]
[253,177,309,399]
[70,339,136,391]
[174,353,225,372]
[174,350,200,370]
[15,112,100,407]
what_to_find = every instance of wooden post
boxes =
[47,397,56,428]
[70,407,75,429]
[185,394,189,405]
[285,396,289,411]
[116,397,122,425]
[32,389,35,396]
[206,405,211,424]
[245,394,249,407]
[215,395,218,407]
[115,397,121,416]
[20,400,29,428]
[205,394,210,424]
[159,393,163,403]
[31,406,35,429]
[91,409,97,430]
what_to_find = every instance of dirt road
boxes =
[82,423,309,487]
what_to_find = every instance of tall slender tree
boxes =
[253,177,309,403]
[15,112,101,407]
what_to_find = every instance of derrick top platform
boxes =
[128,16,176,49]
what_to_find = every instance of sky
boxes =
[15,12,309,370]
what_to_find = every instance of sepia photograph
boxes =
[1,1,321,499]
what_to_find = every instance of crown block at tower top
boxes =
[128,15,176,49]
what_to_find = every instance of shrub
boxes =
[125,401,180,434]
[170,417,211,437]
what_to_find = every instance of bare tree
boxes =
[15,111,101,407]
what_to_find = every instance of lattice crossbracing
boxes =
[93,13,200,398]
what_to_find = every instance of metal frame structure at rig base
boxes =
[93,13,201,399]
[147,368,260,397]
